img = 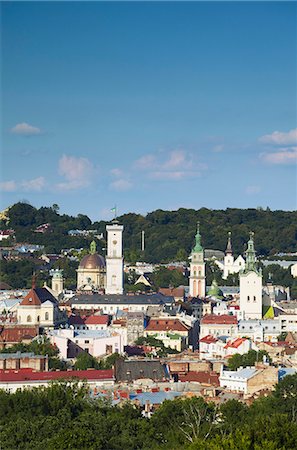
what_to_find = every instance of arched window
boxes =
[45,312,49,321]
[27,315,32,323]
[37,315,40,322]
[253,296,256,302]
[247,296,250,302]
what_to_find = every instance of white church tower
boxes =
[50,269,64,297]
[189,222,206,298]
[223,232,234,279]
[105,222,124,295]
[239,232,263,320]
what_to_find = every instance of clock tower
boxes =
[105,222,124,295]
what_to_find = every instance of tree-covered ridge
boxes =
[1,374,297,449]
[1,202,297,262]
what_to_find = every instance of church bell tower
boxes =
[189,222,206,298]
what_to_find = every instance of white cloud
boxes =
[0,180,17,192]
[110,179,132,191]
[164,150,191,169]
[56,155,95,190]
[260,147,297,165]
[110,168,123,177]
[134,154,156,169]
[150,170,201,180]
[0,177,46,193]
[10,122,42,136]
[212,144,224,153]
[259,128,297,146]
[245,185,261,195]
[134,149,206,181]
[21,177,46,192]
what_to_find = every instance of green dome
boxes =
[207,279,224,299]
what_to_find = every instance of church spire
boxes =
[90,240,97,255]
[225,231,233,255]
[192,221,203,253]
[244,232,257,272]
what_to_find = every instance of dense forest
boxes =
[1,202,297,263]
[1,374,297,449]
[0,203,296,291]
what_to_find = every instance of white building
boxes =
[215,232,245,279]
[237,319,280,342]
[106,222,124,295]
[291,263,297,278]
[200,314,238,339]
[0,369,114,393]
[17,285,65,329]
[49,328,124,358]
[189,223,206,298]
[239,233,263,320]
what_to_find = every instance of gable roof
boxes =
[201,314,238,325]
[20,287,58,307]
[224,338,247,349]
[20,290,42,306]
[115,359,169,382]
[85,315,109,325]
[145,318,190,332]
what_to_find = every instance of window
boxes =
[27,315,32,323]
[85,340,89,344]
[45,312,49,321]
[247,296,250,302]
[37,316,40,322]
[253,296,256,302]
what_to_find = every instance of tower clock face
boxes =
[113,240,117,245]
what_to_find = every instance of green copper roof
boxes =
[242,232,259,274]
[263,305,274,319]
[90,240,97,255]
[207,279,224,299]
[192,222,203,253]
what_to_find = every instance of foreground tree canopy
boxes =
[1,374,297,449]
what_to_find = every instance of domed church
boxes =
[77,241,106,291]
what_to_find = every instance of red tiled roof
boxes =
[85,315,109,325]
[224,338,246,349]
[159,287,184,297]
[200,335,218,344]
[0,368,114,382]
[179,371,219,386]
[201,314,238,325]
[145,319,190,332]
[20,289,41,306]
[0,326,39,343]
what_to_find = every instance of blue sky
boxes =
[1,1,296,221]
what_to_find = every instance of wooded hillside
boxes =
[1,203,297,263]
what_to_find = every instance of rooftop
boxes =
[145,318,190,332]
[0,368,114,382]
[68,293,174,306]
[201,314,238,325]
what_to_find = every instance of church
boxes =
[215,232,245,279]
[76,221,124,295]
